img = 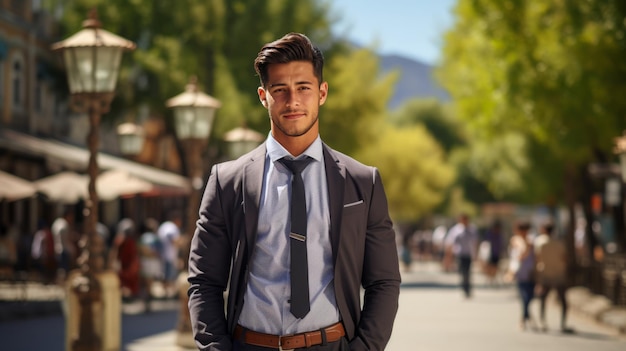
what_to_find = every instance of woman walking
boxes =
[506,221,537,331]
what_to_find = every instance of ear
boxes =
[258,87,268,108]
[319,82,328,106]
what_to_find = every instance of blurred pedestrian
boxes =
[507,220,537,331]
[483,219,505,287]
[31,220,56,284]
[431,224,448,268]
[138,218,163,310]
[157,213,182,298]
[0,222,17,280]
[51,208,77,282]
[415,229,432,261]
[400,226,414,272]
[445,213,478,298]
[534,222,572,333]
[94,222,111,271]
[112,218,140,300]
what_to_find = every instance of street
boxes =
[388,262,625,351]
[1,261,624,350]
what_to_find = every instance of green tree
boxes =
[390,98,464,153]
[322,49,397,155]
[438,0,626,253]
[439,0,626,196]
[390,98,494,214]
[356,125,455,222]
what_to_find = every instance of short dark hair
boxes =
[516,220,531,231]
[542,222,554,236]
[254,32,324,88]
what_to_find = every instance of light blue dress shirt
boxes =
[238,134,340,335]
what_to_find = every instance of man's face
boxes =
[258,61,328,144]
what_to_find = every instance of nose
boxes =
[285,89,299,108]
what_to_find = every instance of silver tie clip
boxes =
[289,233,306,242]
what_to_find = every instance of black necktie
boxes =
[279,157,313,318]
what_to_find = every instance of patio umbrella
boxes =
[0,170,37,201]
[34,171,88,204]
[96,169,153,201]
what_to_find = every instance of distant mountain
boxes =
[378,54,449,109]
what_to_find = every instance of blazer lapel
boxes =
[243,145,266,256]
[323,144,345,263]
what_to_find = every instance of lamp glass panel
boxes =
[63,46,123,93]
[228,140,259,159]
[94,47,123,92]
[118,133,144,155]
[191,107,216,139]
[174,107,196,139]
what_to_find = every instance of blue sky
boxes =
[329,0,457,65]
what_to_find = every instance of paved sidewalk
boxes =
[126,261,626,350]
[1,261,625,350]
[567,286,626,334]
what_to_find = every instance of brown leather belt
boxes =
[234,322,345,350]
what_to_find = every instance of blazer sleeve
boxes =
[353,168,401,350]
[188,164,233,351]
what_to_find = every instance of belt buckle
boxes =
[278,336,294,351]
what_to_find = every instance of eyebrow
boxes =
[268,80,314,88]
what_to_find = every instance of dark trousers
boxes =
[233,338,349,351]
[458,256,472,297]
[539,284,568,328]
[517,281,535,320]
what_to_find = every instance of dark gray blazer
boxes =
[188,142,401,350]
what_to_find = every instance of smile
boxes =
[283,113,305,119]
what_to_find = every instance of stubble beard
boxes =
[271,111,319,138]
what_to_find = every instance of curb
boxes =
[0,300,63,322]
[567,286,626,334]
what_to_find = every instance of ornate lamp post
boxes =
[166,76,221,347]
[223,125,264,160]
[52,9,135,351]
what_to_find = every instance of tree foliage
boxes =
[438,0,626,204]
[389,98,464,154]
[356,125,455,221]
[389,98,495,215]
[322,49,396,155]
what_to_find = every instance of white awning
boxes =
[0,129,191,195]
[0,170,37,201]
[33,169,156,203]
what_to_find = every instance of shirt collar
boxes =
[266,133,323,163]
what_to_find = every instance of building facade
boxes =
[0,1,190,267]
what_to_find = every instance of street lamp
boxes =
[223,125,264,159]
[166,76,221,347]
[117,122,145,157]
[52,9,135,351]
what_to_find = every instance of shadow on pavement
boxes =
[122,309,178,345]
[538,328,618,342]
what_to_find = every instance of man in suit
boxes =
[188,32,400,351]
